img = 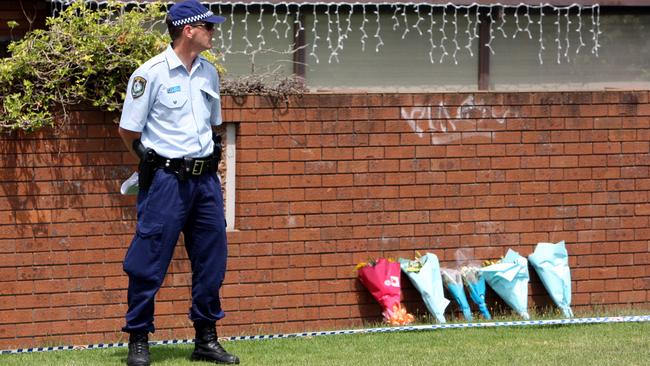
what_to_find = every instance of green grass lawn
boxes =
[2,321,649,366]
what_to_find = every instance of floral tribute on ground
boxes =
[460,265,491,320]
[480,249,531,319]
[399,252,450,323]
[528,241,573,318]
[440,267,473,321]
[356,258,415,325]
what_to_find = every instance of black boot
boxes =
[126,332,150,366]
[191,323,239,364]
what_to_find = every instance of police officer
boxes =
[118,1,238,365]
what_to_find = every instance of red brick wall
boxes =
[1,92,649,349]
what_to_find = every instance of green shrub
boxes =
[0,1,171,132]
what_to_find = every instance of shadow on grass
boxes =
[111,345,195,365]
[151,346,194,364]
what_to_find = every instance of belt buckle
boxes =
[191,160,205,175]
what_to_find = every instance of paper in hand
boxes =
[120,171,139,195]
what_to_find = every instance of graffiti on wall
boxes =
[400,95,518,145]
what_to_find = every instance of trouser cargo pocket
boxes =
[123,222,164,280]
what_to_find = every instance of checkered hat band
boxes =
[172,10,214,26]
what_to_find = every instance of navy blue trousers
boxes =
[122,169,227,334]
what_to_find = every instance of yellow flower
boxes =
[354,261,368,271]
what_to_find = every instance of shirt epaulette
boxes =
[136,53,166,76]
[145,58,166,71]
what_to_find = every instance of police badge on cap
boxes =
[169,0,226,27]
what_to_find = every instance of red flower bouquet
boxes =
[356,258,414,325]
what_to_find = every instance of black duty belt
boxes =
[155,155,217,177]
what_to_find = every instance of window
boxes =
[208,3,648,92]
[491,10,650,90]
[215,4,294,77]
[303,6,478,91]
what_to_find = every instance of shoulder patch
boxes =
[131,76,147,99]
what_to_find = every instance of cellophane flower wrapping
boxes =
[399,253,450,323]
[357,258,415,325]
[480,249,530,319]
[440,267,473,321]
[460,265,491,320]
[528,241,573,318]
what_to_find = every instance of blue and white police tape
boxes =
[2,315,649,355]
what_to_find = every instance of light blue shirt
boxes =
[119,45,222,158]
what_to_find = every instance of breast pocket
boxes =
[158,90,188,109]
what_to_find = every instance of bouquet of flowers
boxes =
[480,249,530,319]
[440,267,473,321]
[399,252,450,323]
[528,241,573,318]
[460,265,491,320]
[356,258,415,325]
